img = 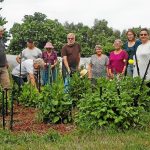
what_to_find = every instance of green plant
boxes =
[75,77,150,130]
[69,73,91,105]
[18,83,40,107]
[38,82,72,123]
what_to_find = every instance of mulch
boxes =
[0,104,74,134]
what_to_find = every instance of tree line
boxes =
[0,11,149,57]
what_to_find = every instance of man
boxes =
[0,26,11,89]
[16,39,42,63]
[61,33,81,81]
[12,58,45,87]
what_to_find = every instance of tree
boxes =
[0,0,9,43]
[9,12,66,55]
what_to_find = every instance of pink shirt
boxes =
[108,50,128,73]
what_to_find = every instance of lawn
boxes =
[0,125,150,150]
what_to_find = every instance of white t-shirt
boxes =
[133,41,150,80]
[20,47,42,61]
[12,59,34,77]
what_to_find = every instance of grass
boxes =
[0,126,150,150]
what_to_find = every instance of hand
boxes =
[77,66,80,71]
[109,73,114,79]
[51,65,55,69]
[121,70,125,75]
[5,63,9,69]
[67,67,71,74]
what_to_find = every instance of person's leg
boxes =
[127,64,133,77]
[52,67,57,82]
[42,69,47,85]
[62,63,67,83]
[0,67,11,89]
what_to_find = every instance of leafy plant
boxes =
[18,83,40,107]
[75,77,150,130]
[69,73,91,106]
[38,82,72,123]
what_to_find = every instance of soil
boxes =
[1,104,74,134]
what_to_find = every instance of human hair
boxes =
[113,39,123,46]
[126,29,136,37]
[67,33,75,38]
[95,45,102,49]
[27,39,34,43]
[33,58,45,68]
[140,28,149,35]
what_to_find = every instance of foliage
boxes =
[69,72,91,105]
[38,82,72,123]
[75,77,150,130]
[8,12,66,55]
[18,83,40,107]
[0,14,9,43]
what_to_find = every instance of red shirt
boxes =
[108,50,128,73]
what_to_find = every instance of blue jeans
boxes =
[42,67,57,85]
[126,64,133,77]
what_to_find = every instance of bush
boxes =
[18,83,40,107]
[75,77,150,130]
[38,82,72,123]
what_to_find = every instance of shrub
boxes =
[75,77,150,130]
[18,83,40,107]
[38,82,72,123]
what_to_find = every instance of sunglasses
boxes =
[68,38,74,40]
[140,34,148,36]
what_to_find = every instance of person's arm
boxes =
[88,64,92,79]
[38,49,42,58]
[105,56,110,77]
[121,51,128,75]
[28,73,36,87]
[77,53,81,70]
[108,55,114,79]
[51,52,58,68]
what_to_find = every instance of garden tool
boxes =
[134,59,150,106]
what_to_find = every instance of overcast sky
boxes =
[0,0,149,31]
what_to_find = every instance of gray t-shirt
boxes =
[12,59,34,77]
[90,54,109,78]
[20,47,42,61]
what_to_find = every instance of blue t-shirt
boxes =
[124,39,141,59]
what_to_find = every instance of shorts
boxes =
[0,67,11,89]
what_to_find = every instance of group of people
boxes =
[0,25,150,91]
[88,28,150,85]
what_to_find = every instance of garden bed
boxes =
[0,103,74,134]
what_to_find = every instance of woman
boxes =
[134,28,150,80]
[42,42,57,85]
[108,39,128,79]
[124,29,141,76]
[88,45,109,84]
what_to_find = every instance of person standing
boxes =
[61,33,81,81]
[108,39,128,79]
[0,26,11,89]
[134,28,150,80]
[16,39,42,63]
[124,29,141,76]
[88,45,109,84]
[42,42,58,85]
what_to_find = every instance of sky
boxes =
[0,0,150,31]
